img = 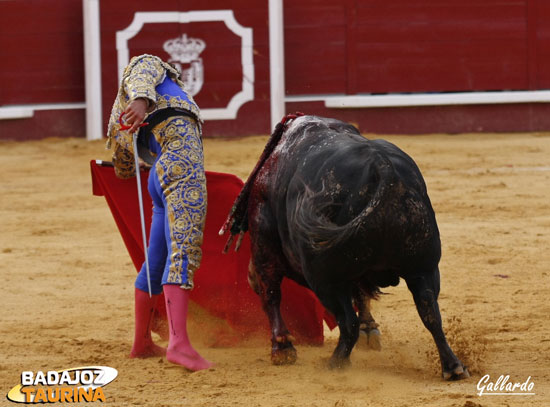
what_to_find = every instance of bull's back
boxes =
[263,117,440,278]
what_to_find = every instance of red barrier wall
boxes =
[2,0,550,140]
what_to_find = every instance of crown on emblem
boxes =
[163,34,206,63]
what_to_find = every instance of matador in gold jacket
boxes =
[107,54,212,371]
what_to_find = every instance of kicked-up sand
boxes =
[0,130,549,406]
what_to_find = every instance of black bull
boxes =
[221,115,469,380]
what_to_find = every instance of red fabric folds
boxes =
[90,160,327,345]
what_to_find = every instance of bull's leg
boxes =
[248,201,299,365]
[248,260,297,365]
[316,287,359,369]
[405,269,469,380]
[355,290,382,351]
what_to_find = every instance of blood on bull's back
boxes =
[273,132,435,280]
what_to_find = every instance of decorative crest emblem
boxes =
[163,34,206,96]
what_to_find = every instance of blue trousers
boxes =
[135,116,207,294]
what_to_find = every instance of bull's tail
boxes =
[290,156,395,252]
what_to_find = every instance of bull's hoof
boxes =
[442,363,470,381]
[328,356,351,370]
[271,347,297,365]
[359,328,382,351]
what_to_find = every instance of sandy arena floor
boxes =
[0,131,549,406]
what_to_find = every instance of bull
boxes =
[221,114,469,380]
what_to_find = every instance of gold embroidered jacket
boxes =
[106,54,201,178]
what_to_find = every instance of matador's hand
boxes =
[124,98,149,133]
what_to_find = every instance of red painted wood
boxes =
[0,110,86,141]
[531,1,550,88]
[284,1,348,95]
[356,0,524,7]
[283,1,347,26]
[355,41,528,92]
[284,0,530,95]
[3,0,550,140]
[352,1,528,93]
[353,17,526,44]
[345,0,359,94]
[0,0,84,105]
[527,0,539,90]
[284,26,347,94]
[285,101,550,134]
[355,3,525,31]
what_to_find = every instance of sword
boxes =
[132,132,152,297]
[119,112,152,297]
